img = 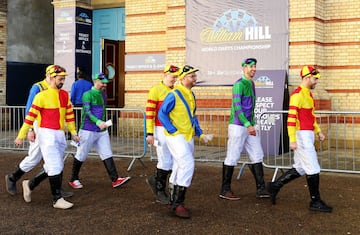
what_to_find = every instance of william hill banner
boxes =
[186,0,289,85]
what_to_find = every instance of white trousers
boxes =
[75,129,112,162]
[19,121,43,172]
[154,126,173,171]
[38,128,67,176]
[165,134,194,187]
[224,124,264,166]
[293,130,321,175]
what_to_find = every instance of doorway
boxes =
[102,39,125,107]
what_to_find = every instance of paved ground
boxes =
[1,149,360,234]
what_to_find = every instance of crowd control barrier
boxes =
[150,108,360,179]
[259,110,360,180]
[2,106,360,175]
[0,106,147,171]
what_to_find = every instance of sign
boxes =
[186,0,289,85]
[254,70,287,155]
[125,54,165,71]
[54,7,75,91]
[54,7,92,91]
[75,7,92,79]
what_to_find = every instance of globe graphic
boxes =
[213,9,257,32]
[257,76,271,83]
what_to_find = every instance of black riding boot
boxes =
[5,166,25,195]
[69,158,83,182]
[154,169,170,204]
[59,172,73,198]
[103,157,119,182]
[27,169,73,197]
[49,174,63,203]
[267,168,301,204]
[29,168,48,190]
[49,174,73,209]
[306,174,332,212]
[172,185,190,218]
[156,169,170,192]
[248,163,270,198]
[219,164,240,200]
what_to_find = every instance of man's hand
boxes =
[201,135,209,144]
[318,132,325,141]
[73,135,80,142]
[247,126,256,136]
[146,135,154,145]
[27,131,36,142]
[14,138,23,147]
[290,142,297,150]
[97,121,107,129]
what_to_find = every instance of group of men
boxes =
[145,59,332,219]
[5,58,333,216]
[6,65,130,210]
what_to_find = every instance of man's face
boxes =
[94,79,107,90]
[163,73,177,88]
[308,76,319,89]
[243,64,257,79]
[183,72,197,88]
[54,76,66,89]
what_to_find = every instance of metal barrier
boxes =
[149,108,254,178]
[149,108,360,178]
[0,106,147,171]
[260,110,360,180]
[2,106,360,175]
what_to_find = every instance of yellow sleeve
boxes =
[145,87,158,134]
[17,95,42,139]
[65,100,77,136]
[287,93,300,143]
[17,123,32,139]
[313,120,321,134]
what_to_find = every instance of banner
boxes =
[186,0,289,85]
[254,70,287,155]
[75,8,92,79]
[54,7,93,91]
[54,7,75,91]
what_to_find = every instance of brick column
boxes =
[289,0,330,110]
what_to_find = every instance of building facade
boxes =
[0,0,359,111]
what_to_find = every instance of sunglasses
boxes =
[302,69,319,78]
[50,65,66,76]
[165,65,179,73]
[179,65,194,76]
[96,72,107,80]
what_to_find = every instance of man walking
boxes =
[6,65,73,199]
[145,65,179,204]
[267,66,332,212]
[68,72,131,189]
[14,65,78,209]
[219,58,269,200]
[158,65,209,218]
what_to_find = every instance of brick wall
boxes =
[1,0,359,113]
[124,0,233,108]
[0,0,6,12]
[122,0,360,144]
[124,0,360,112]
[289,0,360,111]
